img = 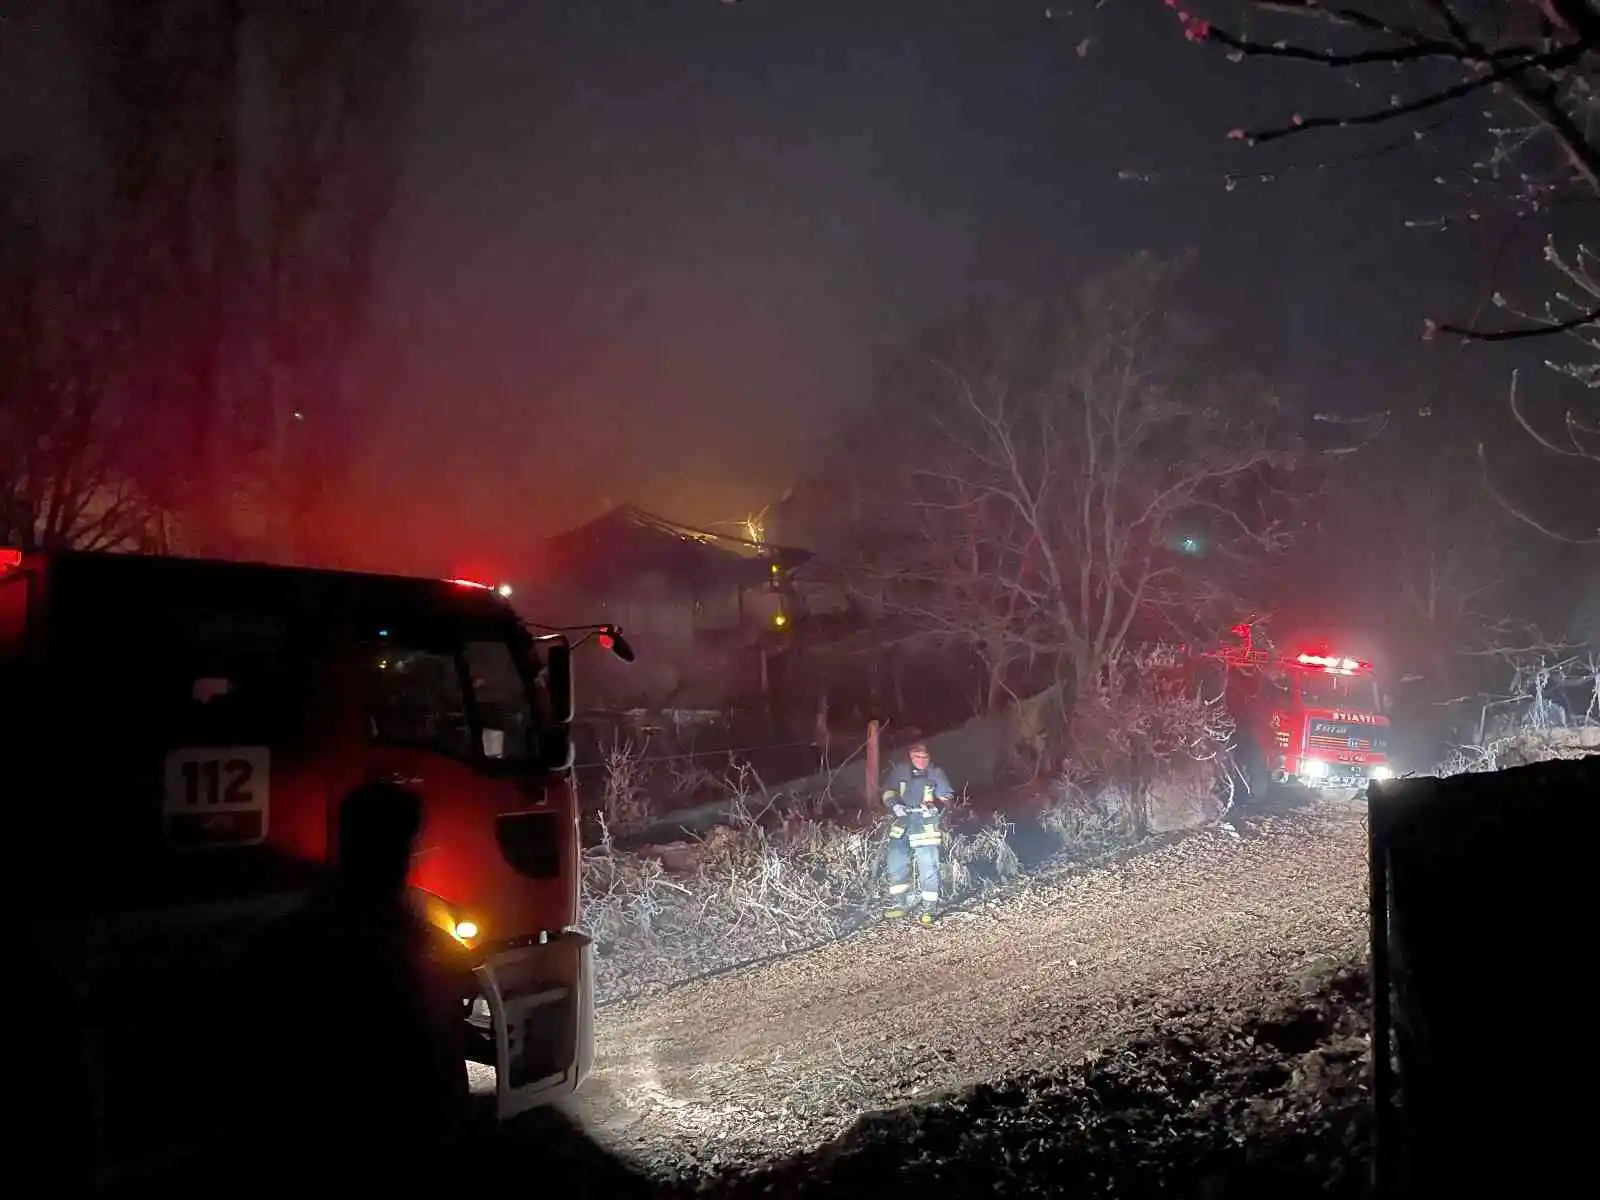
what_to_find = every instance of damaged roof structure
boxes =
[537,503,812,597]
[523,505,816,711]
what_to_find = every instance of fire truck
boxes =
[3,546,631,1185]
[1204,624,1395,794]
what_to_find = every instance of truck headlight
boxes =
[1301,758,1329,780]
[410,887,483,949]
[1370,765,1394,782]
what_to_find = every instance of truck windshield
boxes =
[366,635,538,764]
[1296,670,1382,713]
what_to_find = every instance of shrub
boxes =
[597,736,652,838]
[1054,645,1235,835]
[1039,780,1142,849]
[580,765,1022,1002]
[1437,725,1600,775]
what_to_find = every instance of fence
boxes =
[592,708,1020,846]
[1369,754,1600,1194]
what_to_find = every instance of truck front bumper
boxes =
[467,930,595,1119]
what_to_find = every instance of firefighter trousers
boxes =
[885,812,942,909]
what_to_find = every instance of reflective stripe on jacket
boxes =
[880,761,954,811]
[886,805,942,847]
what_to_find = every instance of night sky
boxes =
[8,0,1534,577]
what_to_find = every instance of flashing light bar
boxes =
[446,577,516,599]
[1294,652,1371,675]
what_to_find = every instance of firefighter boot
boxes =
[883,882,913,920]
[883,882,914,920]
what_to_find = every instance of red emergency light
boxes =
[0,547,21,571]
[1294,652,1371,675]
[596,632,614,651]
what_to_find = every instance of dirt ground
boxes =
[560,797,1370,1183]
[684,961,1374,1198]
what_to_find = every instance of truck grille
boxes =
[505,986,577,1090]
[1308,720,1390,754]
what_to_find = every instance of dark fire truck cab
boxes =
[1205,624,1395,793]
[3,546,630,1181]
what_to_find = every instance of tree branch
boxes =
[1221,36,1595,145]
[1429,302,1600,341]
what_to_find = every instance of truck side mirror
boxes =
[596,626,635,662]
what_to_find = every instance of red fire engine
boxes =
[1205,624,1395,792]
[3,546,631,1183]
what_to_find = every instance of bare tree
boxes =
[1468,235,1597,543]
[1164,0,1598,534]
[1395,459,1504,631]
[1185,1,1597,221]
[846,255,1300,712]
[0,184,165,552]
[1350,434,1529,690]
[248,0,414,562]
[73,0,415,562]
[1478,362,1599,540]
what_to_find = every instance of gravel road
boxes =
[565,798,1370,1180]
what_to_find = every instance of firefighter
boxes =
[225,781,476,1188]
[881,741,954,924]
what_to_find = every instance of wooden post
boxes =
[759,647,774,742]
[815,693,830,771]
[864,718,880,807]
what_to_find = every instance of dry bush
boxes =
[1039,779,1143,850]
[947,812,1023,892]
[1438,654,1600,776]
[1438,725,1600,776]
[581,761,1021,1002]
[1046,645,1234,839]
[579,846,683,943]
[598,736,652,838]
[660,755,721,802]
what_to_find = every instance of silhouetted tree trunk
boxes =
[57,0,416,561]
[0,170,160,551]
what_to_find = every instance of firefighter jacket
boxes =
[881,761,954,813]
